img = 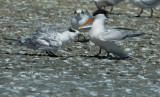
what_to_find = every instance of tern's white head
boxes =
[80,9,108,28]
[74,9,85,19]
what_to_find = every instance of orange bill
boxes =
[80,17,95,28]
[77,12,80,15]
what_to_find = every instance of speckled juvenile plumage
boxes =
[5,26,81,56]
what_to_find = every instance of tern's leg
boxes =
[136,9,143,17]
[46,51,57,57]
[76,35,81,42]
[77,32,87,42]
[77,36,80,42]
[150,8,153,17]
[81,32,86,40]
[95,48,101,57]
[110,6,113,14]
[106,51,110,57]
[83,36,86,40]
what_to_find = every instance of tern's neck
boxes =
[92,15,106,32]
[60,31,77,44]
[75,15,82,20]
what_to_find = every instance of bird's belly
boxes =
[130,0,155,9]
[90,36,118,52]
[97,1,110,8]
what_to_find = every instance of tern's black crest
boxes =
[68,27,76,32]
[93,9,108,17]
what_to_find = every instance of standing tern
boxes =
[80,9,145,58]
[5,26,82,57]
[130,0,160,17]
[93,0,123,13]
[71,9,91,41]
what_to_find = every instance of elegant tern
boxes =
[130,0,160,17]
[93,0,123,13]
[5,26,82,57]
[71,9,91,41]
[80,9,145,58]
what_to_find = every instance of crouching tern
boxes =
[5,26,82,57]
[71,9,91,41]
[130,0,160,17]
[80,9,145,59]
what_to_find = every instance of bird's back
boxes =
[21,27,62,52]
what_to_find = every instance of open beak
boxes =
[80,17,95,29]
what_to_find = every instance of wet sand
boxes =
[0,0,160,96]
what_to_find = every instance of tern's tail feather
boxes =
[124,33,145,39]
[4,38,21,45]
[4,38,19,41]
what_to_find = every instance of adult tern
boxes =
[130,0,160,17]
[5,26,82,57]
[80,9,145,58]
[71,9,91,41]
[93,0,123,13]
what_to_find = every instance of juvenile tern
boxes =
[71,9,91,41]
[130,0,160,17]
[80,9,144,58]
[5,26,82,57]
[93,0,123,13]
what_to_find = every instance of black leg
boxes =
[95,48,101,57]
[110,6,113,14]
[150,8,153,17]
[83,36,86,40]
[106,51,110,57]
[136,9,143,17]
[77,36,80,42]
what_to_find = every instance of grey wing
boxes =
[20,35,42,49]
[110,26,137,31]
[99,29,127,41]
[104,0,122,5]
[32,26,55,36]
[99,29,145,41]
[141,0,160,6]
[37,37,62,52]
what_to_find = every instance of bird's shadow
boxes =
[5,52,50,57]
[76,39,90,43]
[78,55,130,60]
[124,13,160,18]
[4,52,74,58]
[5,52,131,60]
